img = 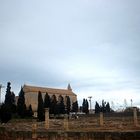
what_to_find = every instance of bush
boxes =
[0,104,12,123]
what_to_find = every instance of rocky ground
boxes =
[0,115,140,140]
[1,115,140,132]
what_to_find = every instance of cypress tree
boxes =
[5,82,12,105]
[2,82,15,122]
[85,99,89,114]
[5,82,15,107]
[106,102,111,112]
[72,101,78,113]
[101,100,106,112]
[66,96,71,114]
[0,103,11,123]
[50,95,57,114]
[44,92,50,108]
[95,101,100,113]
[26,104,33,117]
[0,82,16,122]
[82,99,89,114]
[82,98,86,113]
[37,91,44,121]
[57,95,65,114]
[11,92,16,113]
[17,87,26,117]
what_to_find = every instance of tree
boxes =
[82,98,86,113]
[2,82,16,121]
[5,82,12,105]
[17,87,26,117]
[72,101,78,113]
[82,99,89,114]
[4,82,16,113]
[106,102,111,112]
[95,101,100,113]
[44,92,50,108]
[57,95,65,114]
[49,95,57,114]
[101,100,106,112]
[5,82,16,109]
[0,103,12,123]
[26,104,33,117]
[66,96,71,114]
[95,100,111,113]
[11,92,16,113]
[37,91,44,121]
[85,99,89,114]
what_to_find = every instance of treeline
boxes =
[0,82,112,123]
[0,82,79,123]
[95,100,111,113]
[80,99,112,114]
[80,98,89,114]
[37,91,78,121]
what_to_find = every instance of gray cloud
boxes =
[0,0,140,107]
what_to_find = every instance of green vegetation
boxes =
[95,100,111,113]
[17,87,26,117]
[82,98,89,114]
[0,81,114,124]
[37,91,45,121]
[44,92,50,108]
[0,82,33,123]
[72,101,78,113]
[66,96,71,114]
[49,94,57,114]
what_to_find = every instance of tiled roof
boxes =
[23,84,77,96]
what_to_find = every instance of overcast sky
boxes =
[0,0,140,109]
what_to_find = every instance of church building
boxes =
[22,84,77,111]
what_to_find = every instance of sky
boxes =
[0,0,140,109]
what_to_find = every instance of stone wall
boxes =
[1,109,140,140]
[0,129,140,140]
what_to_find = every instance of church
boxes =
[22,84,77,111]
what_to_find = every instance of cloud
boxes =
[0,0,140,108]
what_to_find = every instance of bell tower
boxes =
[67,83,72,91]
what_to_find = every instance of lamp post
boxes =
[130,99,133,107]
[0,84,4,104]
[88,96,92,113]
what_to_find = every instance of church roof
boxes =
[23,84,77,96]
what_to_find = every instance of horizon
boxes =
[0,82,139,110]
[1,0,140,109]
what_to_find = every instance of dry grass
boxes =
[1,115,140,133]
